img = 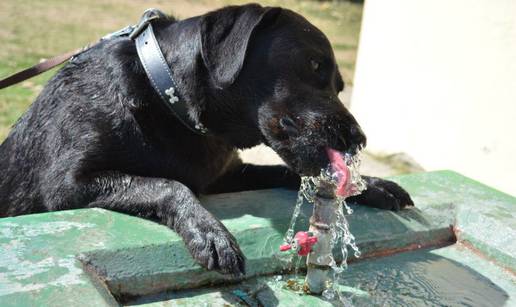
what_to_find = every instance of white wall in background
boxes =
[352,0,516,196]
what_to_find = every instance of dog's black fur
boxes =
[0,4,413,275]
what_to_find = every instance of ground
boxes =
[0,0,421,176]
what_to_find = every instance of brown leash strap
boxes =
[0,47,87,90]
[0,22,139,90]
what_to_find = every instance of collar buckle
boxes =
[129,8,165,40]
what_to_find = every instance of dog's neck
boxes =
[148,19,206,133]
[143,18,264,149]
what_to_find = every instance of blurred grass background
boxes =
[0,0,363,142]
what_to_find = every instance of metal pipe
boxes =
[305,180,338,294]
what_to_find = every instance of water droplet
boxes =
[322,289,336,300]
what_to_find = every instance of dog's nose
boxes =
[279,116,299,137]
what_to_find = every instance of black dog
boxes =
[0,4,413,275]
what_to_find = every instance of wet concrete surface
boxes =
[0,171,514,306]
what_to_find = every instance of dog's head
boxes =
[199,4,366,176]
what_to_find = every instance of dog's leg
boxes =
[347,176,414,211]
[205,164,300,194]
[78,173,245,275]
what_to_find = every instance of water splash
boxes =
[282,151,367,303]
[284,184,307,245]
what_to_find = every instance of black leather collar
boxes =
[129,10,208,135]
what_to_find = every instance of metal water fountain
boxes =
[280,149,366,297]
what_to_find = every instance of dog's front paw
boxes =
[184,223,245,276]
[347,176,414,211]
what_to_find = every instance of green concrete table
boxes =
[1,171,515,306]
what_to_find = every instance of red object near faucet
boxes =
[279,231,318,256]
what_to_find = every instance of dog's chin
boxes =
[261,127,336,176]
[297,164,324,177]
[264,141,328,177]
[279,159,318,177]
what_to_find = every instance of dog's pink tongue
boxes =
[326,147,350,197]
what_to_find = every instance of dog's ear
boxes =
[200,4,281,89]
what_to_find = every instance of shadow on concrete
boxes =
[125,278,280,306]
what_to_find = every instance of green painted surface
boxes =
[81,187,455,300]
[0,170,514,306]
[389,170,516,270]
[0,209,178,306]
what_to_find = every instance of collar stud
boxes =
[165,87,179,105]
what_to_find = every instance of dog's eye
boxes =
[310,59,320,71]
